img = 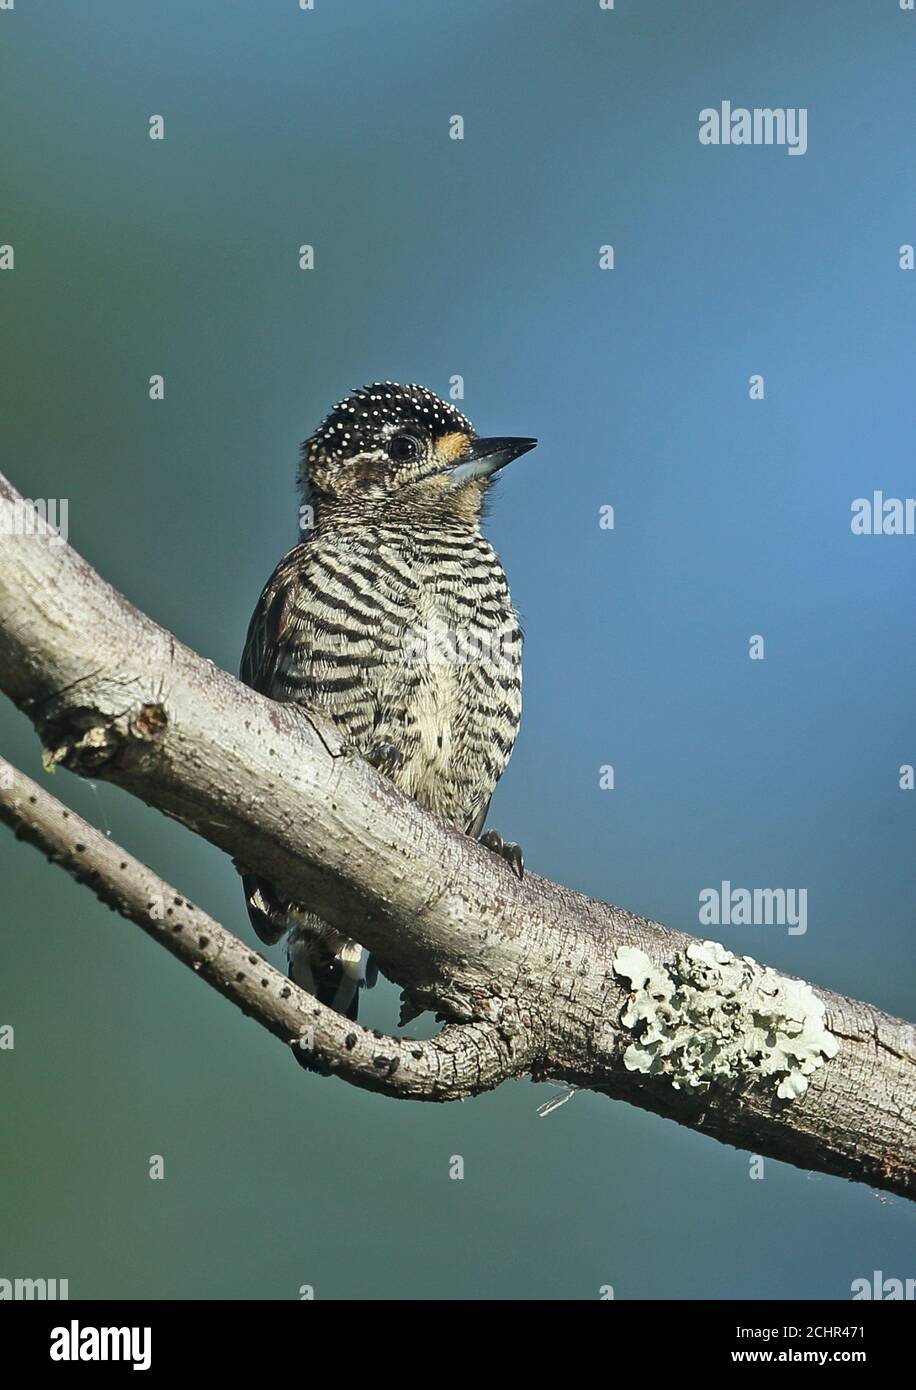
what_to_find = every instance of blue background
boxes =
[1,0,914,1298]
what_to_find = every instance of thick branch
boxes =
[1,473,914,1199]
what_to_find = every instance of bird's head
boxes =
[299,382,536,523]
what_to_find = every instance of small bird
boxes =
[240,382,535,1020]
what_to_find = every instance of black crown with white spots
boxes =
[304,382,474,467]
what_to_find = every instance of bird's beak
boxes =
[447,436,537,487]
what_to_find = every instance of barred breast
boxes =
[244,521,522,835]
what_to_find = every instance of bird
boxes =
[240,382,536,1022]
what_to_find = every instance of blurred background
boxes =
[1,0,914,1299]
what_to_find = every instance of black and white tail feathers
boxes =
[242,872,376,1021]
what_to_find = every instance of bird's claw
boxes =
[366,741,403,778]
[478,829,524,880]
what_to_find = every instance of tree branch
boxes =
[1,472,914,1198]
[0,756,526,1099]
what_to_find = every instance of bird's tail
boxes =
[242,874,377,1022]
[288,916,377,1022]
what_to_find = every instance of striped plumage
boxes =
[240,383,535,1020]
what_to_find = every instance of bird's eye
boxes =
[388,434,420,463]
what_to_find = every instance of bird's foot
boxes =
[365,741,403,778]
[478,829,524,880]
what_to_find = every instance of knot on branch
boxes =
[41,702,169,775]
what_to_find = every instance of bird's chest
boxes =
[383,545,514,802]
[403,585,463,778]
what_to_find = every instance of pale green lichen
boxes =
[612,940,839,1100]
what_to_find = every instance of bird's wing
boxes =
[242,538,390,737]
[240,871,288,946]
[466,795,492,839]
[240,545,306,695]
[239,546,310,944]
[238,539,390,946]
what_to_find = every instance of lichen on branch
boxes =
[614,941,840,1100]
